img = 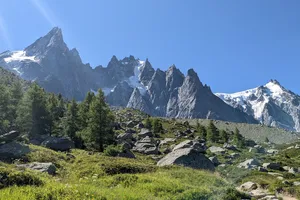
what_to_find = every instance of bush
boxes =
[103,145,123,157]
[222,188,251,200]
[0,168,43,189]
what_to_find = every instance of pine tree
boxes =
[17,83,50,138]
[233,127,245,148]
[152,118,163,133]
[206,120,218,142]
[144,117,152,130]
[196,122,207,139]
[8,81,23,125]
[61,99,80,144]
[78,91,95,130]
[81,89,114,151]
[220,129,229,143]
[0,85,10,133]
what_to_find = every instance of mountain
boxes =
[0,27,256,123]
[216,80,300,131]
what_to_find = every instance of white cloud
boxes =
[0,15,13,50]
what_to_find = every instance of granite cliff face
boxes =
[0,27,256,124]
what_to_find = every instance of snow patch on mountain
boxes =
[127,60,148,95]
[4,51,39,63]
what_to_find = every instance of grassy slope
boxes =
[177,118,300,144]
[0,146,233,200]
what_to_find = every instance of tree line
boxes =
[196,120,246,148]
[0,80,114,152]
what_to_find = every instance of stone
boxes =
[238,159,260,169]
[117,132,133,141]
[126,121,136,128]
[209,156,220,166]
[0,142,30,161]
[173,140,205,153]
[41,137,74,151]
[17,162,56,175]
[249,145,265,153]
[117,150,136,159]
[208,146,226,154]
[138,129,153,138]
[223,143,237,151]
[262,163,281,170]
[229,153,240,159]
[258,167,268,172]
[159,138,176,146]
[288,167,298,174]
[293,181,300,186]
[267,149,279,155]
[239,181,258,191]
[157,148,215,171]
[132,136,158,155]
[0,131,20,143]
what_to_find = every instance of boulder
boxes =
[132,136,158,155]
[249,145,265,153]
[258,167,268,172]
[125,129,136,134]
[294,181,300,186]
[229,153,240,159]
[138,129,153,138]
[262,163,281,171]
[238,159,260,169]
[117,132,133,141]
[41,137,74,151]
[267,149,279,155]
[159,138,176,146]
[288,167,298,174]
[173,140,205,152]
[17,162,56,175]
[126,121,136,128]
[208,146,226,154]
[0,131,20,143]
[209,156,220,166]
[157,148,215,171]
[223,143,237,151]
[239,181,258,191]
[0,142,30,161]
[117,150,136,159]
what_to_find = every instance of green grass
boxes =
[0,145,240,200]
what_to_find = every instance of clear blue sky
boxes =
[1,0,300,94]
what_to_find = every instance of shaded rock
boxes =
[223,143,237,151]
[41,137,74,151]
[125,129,136,134]
[157,148,215,171]
[173,140,205,152]
[117,132,133,141]
[267,149,279,155]
[209,156,220,166]
[229,153,240,159]
[239,181,258,191]
[126,121,136,128]
[138,129,153,138]
[249,145,265,153]
[17,162,56,175]
[238,159,260,169]
[208,146,226,154]
[258,167,268,172]
[0,131,20,143]
[262,163,281,170]
[117,150,136,159]
[0,142,30,161]
[132,136,158,155]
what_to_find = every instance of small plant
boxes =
[103,145,123,157]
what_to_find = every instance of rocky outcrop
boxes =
[0,142,30,161]
[157,147,214,171]
[17,162,57,175]
[41,137,74,151]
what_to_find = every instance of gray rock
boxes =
[208,146,226,154]
[0,142,30,161]
[132,136,158,155]
[238,159,260,169]
[239,181,258,191]
[262,163,281,170]
[125,121,136,128]
[17,162,56,175]
[223,143,237,151]
[294,181,300,186]
[267,149,279,155]
[41,137,74,151]
[138,129,153,138]
[117,150,136,159]
[157,148,215,171]
[159,138,176,146]
[258,167,268,172]
[0,131,20,143]
[209,156,220,166]
[229,153,240,159]
[117,132,133,141]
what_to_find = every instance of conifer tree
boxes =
[152,118,163,133]
[144,117,152,130]
[0,85,10,133]
[220,129,229,143]
[78,91,95,130]
[233,127,245,148]
[196,122,207,139]
[206,120,219,142]
[81,89,114,151]
[17,83,50,138]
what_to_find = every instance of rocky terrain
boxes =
[1,108,300,199]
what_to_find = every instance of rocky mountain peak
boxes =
[184,68,203,88]
[25,27,67,57]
